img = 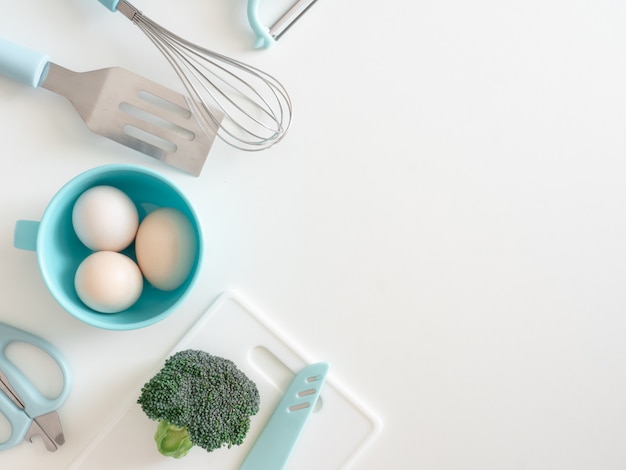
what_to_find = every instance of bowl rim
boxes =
[35,164,204,330]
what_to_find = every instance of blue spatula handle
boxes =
[0,38,49,88]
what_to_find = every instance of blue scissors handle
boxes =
[0,385,31,450]
[0,322,71,450]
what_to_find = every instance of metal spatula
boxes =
[0,38,220,176]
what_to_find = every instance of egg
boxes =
[72,185,139,251]
[74,251,143,313]
[135,208,197,291]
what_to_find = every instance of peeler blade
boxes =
[248,0,318,48]
[41,63,221,176]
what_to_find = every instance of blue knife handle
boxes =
[241,362,329,470]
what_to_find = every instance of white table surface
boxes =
[3,1,626,469]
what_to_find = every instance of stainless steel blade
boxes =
[25,412,64,452]
[0,369,24,410]
[41,63,221,176]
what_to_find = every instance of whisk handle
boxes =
[97,0,119,12]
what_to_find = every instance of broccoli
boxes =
[137,349,260,459]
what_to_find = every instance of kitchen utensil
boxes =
[0,322,71,452]
[13,164,203,331]
[241,362,329,470]
[248,0,318,48]
[0,37,219,176]
[96,0,292,152]
[70,292,381,469]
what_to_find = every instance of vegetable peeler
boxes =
[247,0,318,48]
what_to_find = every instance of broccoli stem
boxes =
[154,420,194,458]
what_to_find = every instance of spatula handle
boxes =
[0,38,49,88]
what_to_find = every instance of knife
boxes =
[241,362,329,469]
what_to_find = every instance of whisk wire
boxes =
[172,40,282,135]
[117,0,292,151]
[135,22,226,136]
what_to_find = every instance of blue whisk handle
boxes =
[97,0,120,12]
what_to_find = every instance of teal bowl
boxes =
[14,164,203,330]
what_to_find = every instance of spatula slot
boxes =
[122,124,177,154]
[119,102,196,141]
[297,388,316,397]
[137,90,192,119]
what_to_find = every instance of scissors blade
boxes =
[1,370,65,452]
[24,411,64,452]
[0,369,25,409]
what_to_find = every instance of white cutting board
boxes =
[70,291,381,469]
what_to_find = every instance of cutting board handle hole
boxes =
[250,346,323,413]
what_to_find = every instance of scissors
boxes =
[0,322,71,452]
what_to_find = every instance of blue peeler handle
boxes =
[247,0,275,49]
[0,322,71,422]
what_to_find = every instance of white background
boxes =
[2,0,626,469]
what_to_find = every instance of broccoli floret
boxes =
[138,349,260,458]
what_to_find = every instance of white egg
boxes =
[75,251,143,313]
[135,208,197,291]
[72,185,139,251]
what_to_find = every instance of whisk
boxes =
[97,0,292,152]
